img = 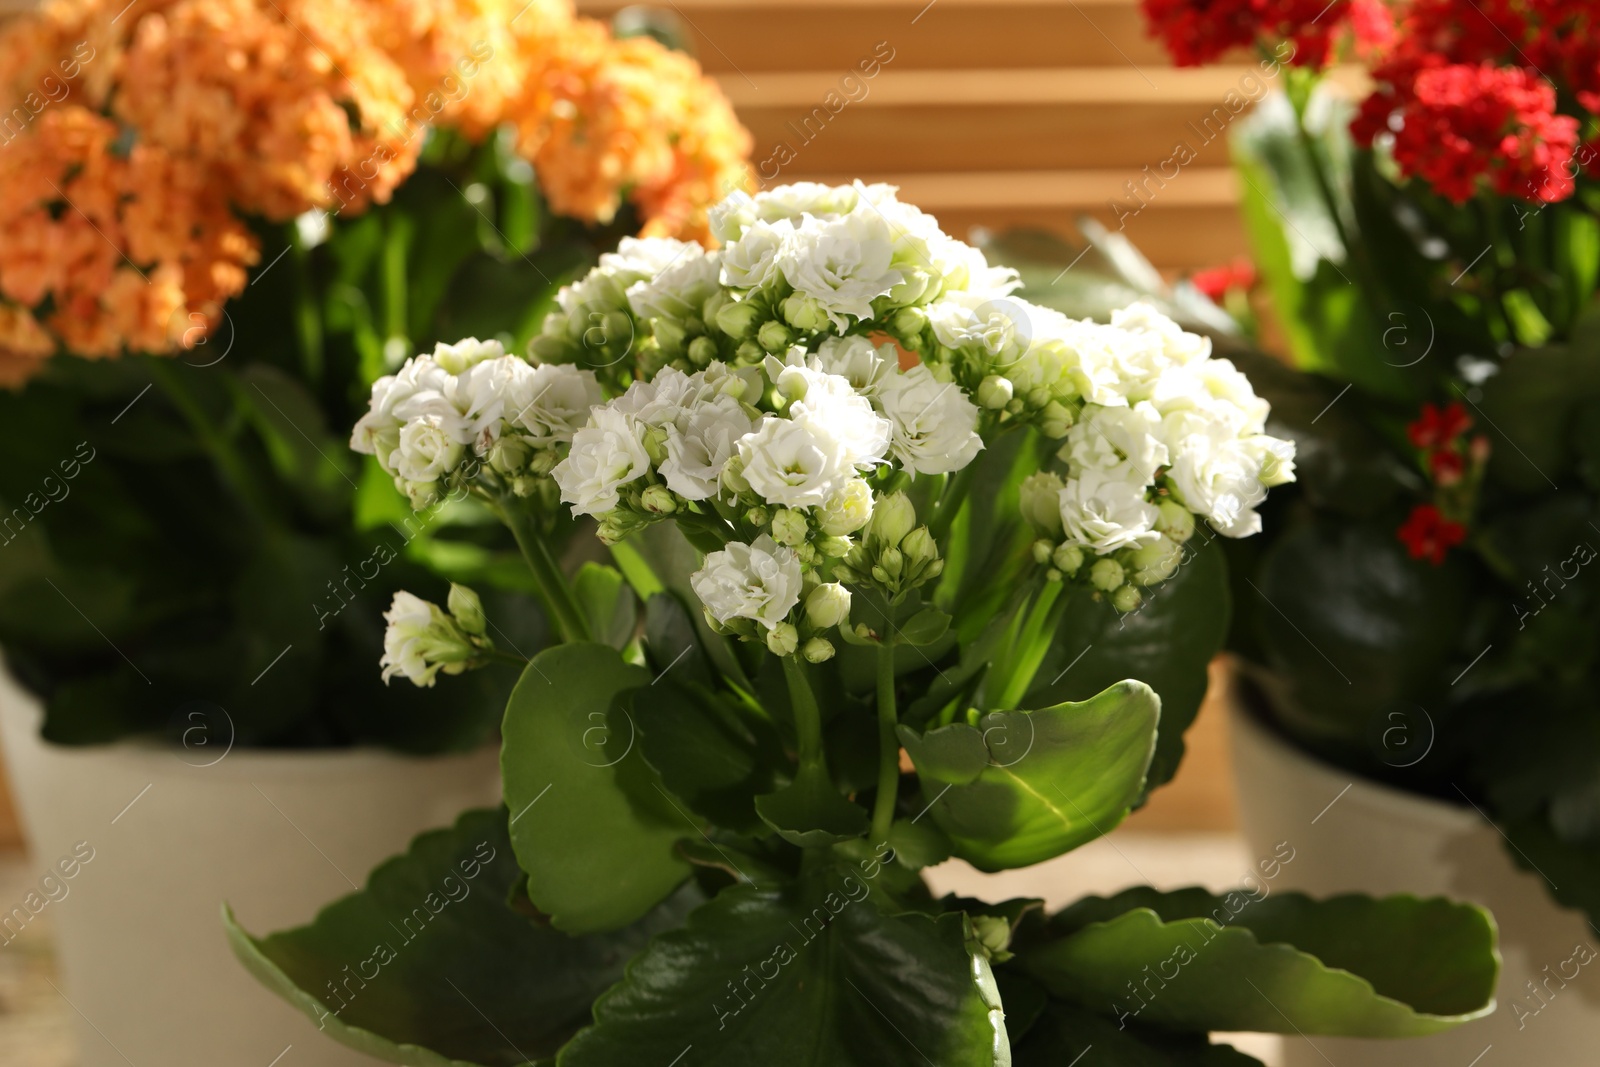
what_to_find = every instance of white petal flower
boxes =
[875,364,984,475]
[506,363,604,445]
[431,337,506,375]
[453,355,527,452]
[777,366,892,470]
[807,335,895,394]
[380,591,475,688]
[690,534,804,631]
[612,365,701,428]
[817,478,874,536]
[394,414,467,484]
[626,246,720,322]
[1162,411,1272,538]
[720,218,794,290]
[1062,402,1169,485]
[1058,469,1162,553]
[737,416,855,508]
[661,394,758,500]
[552,406,652,516]
[778,212,903,329]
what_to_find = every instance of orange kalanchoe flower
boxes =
[512,19,752,243]
[0,107,258,368]
[0,0,750,379]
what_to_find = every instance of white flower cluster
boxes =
[351,338,602,508]
[379,585,494,688]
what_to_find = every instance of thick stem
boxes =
[870,642,900,845]
[497,497,591,643]
[783,654,825,772]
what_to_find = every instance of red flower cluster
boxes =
[1355,63,1578,204]
[1398,401,1488,564]
[1399,504,1467,564]
[1191,256,1258,302]
[1139,0,1349,68]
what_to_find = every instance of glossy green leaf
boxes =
[557,865,1007,1066]
[573,563,638,650]
[1023,537,1229,799]
[632,678,783,834]
[226,808,701,1067]
[754,763,870,847]
[501,643,691,933]
[1020,887,1498,1036]
[1010,1000,1263,1067]
[899,680,1159,870]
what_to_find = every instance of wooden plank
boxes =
[583,1,1174,72]
[744,97,1250,174]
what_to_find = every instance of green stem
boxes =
[996,580,1067,709]
[290,226,324,387]
[484,647,530,668]
[497,497,591,644]
[148,361,273,522]
[783,654,825,772]
[870,643,899,845]
[927,462,977,543]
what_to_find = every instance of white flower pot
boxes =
[0,666,500,1067]
[1231,694,1600,1066]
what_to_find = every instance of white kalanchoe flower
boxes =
[737,417,855,508]
[380,591,483,688]
[660,394,758,501]
[504,363,604,445]
[431,337,506,375]
[876,364,984,475]
[777,365,893,470]
[552,407,652,516]
[1063,403,1169,484]
[720,217,794,290]
[691,535,805,631]
[394,414,467,485]
[1058,469,1162,553]
[778,212,903,329]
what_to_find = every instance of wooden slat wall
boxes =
[580,0,1265,273]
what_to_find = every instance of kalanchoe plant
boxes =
[1141,0,1600,929]
[230,182,1500,1065]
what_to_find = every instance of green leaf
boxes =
[573,563,638,650]
[1025,537,1229,799]
[899,680,1159,870]
[557,866,1007,1066]
[1020,888,1498,1037]
[501,644,692,933]
[896,606,952,647]
[632,678,784,834]
[754,763,870,847]
[234,364,355,522]
[1478,342,1600,494]
[1011,1000,1263,1067]
[226,808,702,1067]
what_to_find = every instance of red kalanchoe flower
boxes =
[1140,0,1347,68]
[1376,63,1578,204]
[1407,401,1473,449]
[1191,256,1258,302]
[1398,504,1467,565]
[1429,447,1466,486]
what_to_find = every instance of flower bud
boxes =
[766,621,800,656]
[891,306,928,342]
[1039,400,1075,439]
[1051,543,1084,576]
[901,527,938,567]
[818,535,853,558]
[716,298,762,339]
[687,336,718,366]
[1032,539,1054,564]
[781,293,831,333]
[487,435,530,477]
[819,479,873,536]
[652,317,688,356]
[1155,500,1195,543]
[641,484,677,514]
[757,320,794,353]
[802,637,836,663]
[447,583,487,636]
[977,375,1014,410]
[771,508,809,546]
[1018,472,1065,537]
[1111,584,1143,613]
[805,583,852,629]
[879,546,904,580]
[1128,536,1182,586]
[745,505,770,528]
[1089,558,1125,593]
[866,491,916,549]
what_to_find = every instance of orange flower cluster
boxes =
[0,0,750,381]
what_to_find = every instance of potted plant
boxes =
[227,180,1502,1065]
[1138,0,1600,1060]
[0,1,748,1064]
